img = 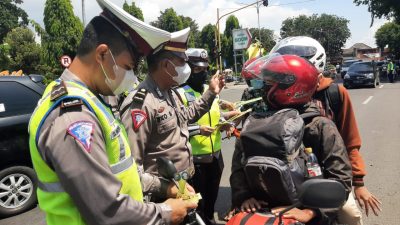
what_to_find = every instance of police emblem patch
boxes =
[131,109,148,131]
[67,121,94,152]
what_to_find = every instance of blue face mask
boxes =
[250,79,264,89]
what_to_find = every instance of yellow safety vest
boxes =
[29,80,143,225]
[177,85,221,156]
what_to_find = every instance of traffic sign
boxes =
[60,55,72,68]
[232,29,252,50]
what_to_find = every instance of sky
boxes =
[20,0,391,48]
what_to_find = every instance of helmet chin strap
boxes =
[266,84,279,109]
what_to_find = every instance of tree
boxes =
[0,0,29,41]
[199,24,217,69]
[353,0,400,25]
[223,15,240,68]
[42,0,83,77]
[280,14,351,61]
[375,22,400,58]
[180,16,200,48]
[3,27,41,74]
[0,43,11,71]
[123,1,144,21]
[151,8,183,32]
[249,28,276,52]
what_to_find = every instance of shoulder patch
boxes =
[67,121,94,152]
[61,99,83,108]
[131,109,147,131]
[50,81,68,101]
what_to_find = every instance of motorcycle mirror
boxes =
[156,157,177,180]
[298,179,346,209]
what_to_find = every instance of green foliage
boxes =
[180,16,200,48]
[375,22,400,58]
[353,0,400,25]
[199,24,217,64]
[151,8,183,32]
[224,15,240,39]
[42,0,83,76]
[280,14,351,61]
[3,27,41,74]
[0,0,29,41]
[123,1,144,21]
[223,15,240,68]
[249,28,276,52]
[0,43,11,70]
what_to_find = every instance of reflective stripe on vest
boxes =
[177,85,221,155]
[29,80,143,225]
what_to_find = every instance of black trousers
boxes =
[388,71,394,83]
[190,155,224,225]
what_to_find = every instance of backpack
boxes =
[314,83,341,123]
[240,108,319,206]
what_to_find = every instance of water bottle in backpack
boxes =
[305,147,322,178]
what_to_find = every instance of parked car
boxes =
[0,75,45,217]
[343,62,380,88]
[341,59,362,78]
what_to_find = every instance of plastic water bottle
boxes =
[305,147,322,177]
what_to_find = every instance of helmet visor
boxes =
[274,45,317,59]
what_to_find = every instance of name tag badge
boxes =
[110,124,121,139]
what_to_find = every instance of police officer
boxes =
[176,48,238,224]
[120,33,225,202]
[28,0,195,224]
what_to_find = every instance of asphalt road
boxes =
[1,82,400,225]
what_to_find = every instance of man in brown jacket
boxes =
[269,36,381,224]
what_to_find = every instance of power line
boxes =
[219,0,316,10]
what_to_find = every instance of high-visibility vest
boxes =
[29,80,143,225]
[177,85,221,155]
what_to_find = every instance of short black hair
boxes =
[147,50,177,72]
[77,16,130,57]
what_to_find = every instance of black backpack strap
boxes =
[325,83,341,120]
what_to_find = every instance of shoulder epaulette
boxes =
[132,88,147,104]
[50,81,68,101]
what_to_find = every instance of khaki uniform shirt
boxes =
[120,76,216,200]
[37,70,170,225]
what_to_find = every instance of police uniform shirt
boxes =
[37,69,171,225]
[120,76,216,199]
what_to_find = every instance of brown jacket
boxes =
[316,77,366,186]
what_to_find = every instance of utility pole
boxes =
[82,0,86,25]
[214,0,268,72]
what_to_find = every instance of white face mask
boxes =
[166,60,191,85]
[100,50,138,96]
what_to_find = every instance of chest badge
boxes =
[131,109,148,131]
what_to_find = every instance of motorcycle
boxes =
[226,179,346,225]
[157,157,206,225]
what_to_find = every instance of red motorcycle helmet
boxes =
[255,54,319,108]
[241,56,261,86]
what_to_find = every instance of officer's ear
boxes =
[95,44,109,64]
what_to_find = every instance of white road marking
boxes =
[363,96,374,105]
[379,85,384,88]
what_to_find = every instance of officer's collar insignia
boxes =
[185,92,196,102]
[50,81,68,101]
[67,121,94,152]
[131,109,147,131]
